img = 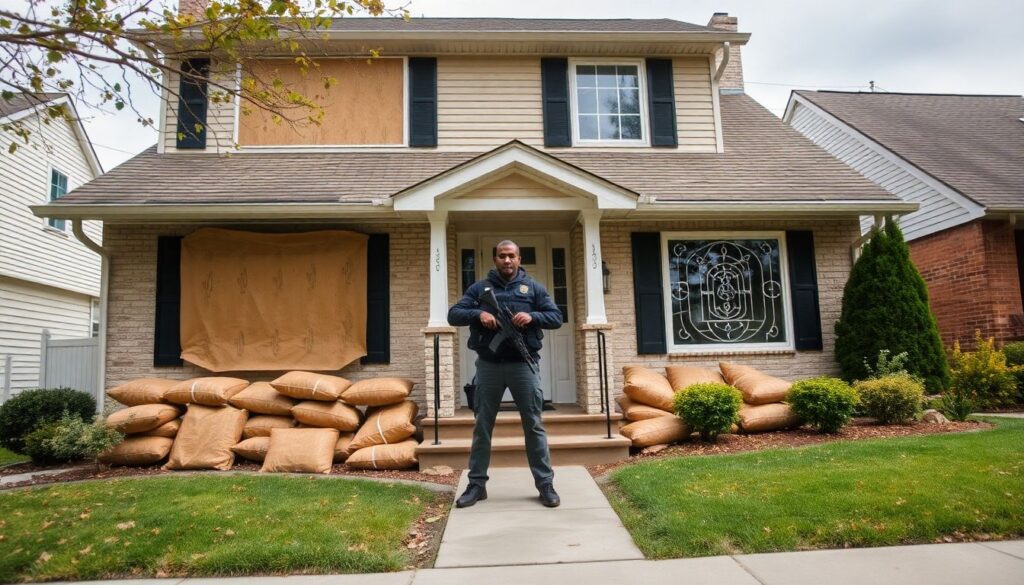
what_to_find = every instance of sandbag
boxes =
[106,404,182,434]
[229,382,297,416]
[165,377,250,406]
[291,400,362,431]
[737,403,801,433]
[165,405,248,470]
[616,394,673,421]
[232,436,270,462]
[347,401,418,453]
[99,436,174,466]
[346,440,418,470]
[243,415,296,439]
[141,419,181,438]
[334,433,354,463]
[620,416,691,448]
[622,366,676,411]
[106,378,177,406]
[720,363,792,405]
[665,366,725,392]
[271,371,351,402]
[340,377,414,406]
[261,428,339,474]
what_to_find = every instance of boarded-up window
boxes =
[238,58,405,146]
[179,229,368,372]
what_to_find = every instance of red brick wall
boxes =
[909,220,1024,346]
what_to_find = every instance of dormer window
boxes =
[570,60,649,146]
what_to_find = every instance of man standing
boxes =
[448,240,563,508]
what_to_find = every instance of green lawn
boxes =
[606,417,1024,558]
[0,447,27,466]
[0,475,439,582]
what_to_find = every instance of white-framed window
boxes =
[569,59,649,146]
[47,168,68,230]
[661,232,794,353]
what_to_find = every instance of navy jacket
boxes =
[448,267,563,361]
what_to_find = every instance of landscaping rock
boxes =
[641,444,670,455]
[422,465,454,476]
[921,409,950,424]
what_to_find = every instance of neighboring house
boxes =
[785,91,1024,346]
[0,93,103,397]
[34,11,912,464]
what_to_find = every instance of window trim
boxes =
[660,231,796,354]
[568,57,650,148]
[44,166,70,233]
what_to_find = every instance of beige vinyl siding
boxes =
[0,276,93,394]
[162,62,237,153]
[673,57,717,151]
[0,111,101,297]
[437,56,545,149]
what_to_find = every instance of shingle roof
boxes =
[58,94,895,206]
[322,17,720,33]
[0,93,66,119]
[795,91,1024,210]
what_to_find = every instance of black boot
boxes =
[538,482,560,508]
[456,484,487,508]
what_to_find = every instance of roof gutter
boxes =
[713,42,731,82]
[70,219,108,412]
[31,201,396,222]
[633,200,919,217]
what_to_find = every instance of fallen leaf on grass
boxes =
[41,520,54,530]
[104,537,119,544]
[150,528,160,536]
[79,545,92,555]
[117,521,136,530]
[37,552,51,563]
[347,543,368,552]
[225,529,236,537]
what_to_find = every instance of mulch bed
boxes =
[588,419,992,478]
[0,460,461,491]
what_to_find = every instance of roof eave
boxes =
[30,202,395,222]
[632,200,919,218]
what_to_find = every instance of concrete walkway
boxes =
[434,466,643,567]
[0,464,89,486]
[45,541,1024,585]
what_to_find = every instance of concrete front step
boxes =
[424,407,623,442]
[417,434,631,469]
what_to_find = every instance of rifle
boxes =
[479,287,538,374]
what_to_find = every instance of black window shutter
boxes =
[631,232,667,354]
[408,58,437,147]
[154,236,184,366]
[787,230,823,351]
[176,58,209,149]
[362,234,391,364]
[646,59,678,147]
[541,58,572,147]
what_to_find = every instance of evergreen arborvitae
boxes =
[834,220,950,392]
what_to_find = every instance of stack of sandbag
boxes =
[229,381,299,463]
[162,377,250,470]
[264,371,361,468]
[100,379,183,466]
[618,366,692,447]
[720,363,800,433]
[339,378,419,470]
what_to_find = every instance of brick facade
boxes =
[909,219,1024,346]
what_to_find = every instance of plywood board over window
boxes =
[238,58,405,146]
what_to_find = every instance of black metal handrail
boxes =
[432,333,440,445]
[597,330,612,439]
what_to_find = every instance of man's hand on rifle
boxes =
[479,312,499,330]
[511,312,533,328]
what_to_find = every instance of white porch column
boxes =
[427,211,450,328]
[580,209,607,325]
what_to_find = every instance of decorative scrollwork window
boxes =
[664,235,790,350]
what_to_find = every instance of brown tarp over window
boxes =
[180,228,368,372]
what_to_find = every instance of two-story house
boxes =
[34,12,913,465]
[785,91,1024,347]
[1,93,103,400]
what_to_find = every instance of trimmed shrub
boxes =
[937,387,976,422]
[835,221,950,392]
[855,373,924,424]
[0,388,96,453]
[22,413,123,465]
[788,377,859,433]
[949,332,1019,409]
[672,383,742,442]
[1000,341,1024,405]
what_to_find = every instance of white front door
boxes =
[456,233,576,404]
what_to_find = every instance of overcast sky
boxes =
[46,0,1024,170]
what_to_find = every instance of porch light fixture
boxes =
[602,261,611,294]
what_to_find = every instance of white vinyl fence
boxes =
[39,330,100,400]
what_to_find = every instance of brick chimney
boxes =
[707,12,744,92]
[179,0,208,19]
